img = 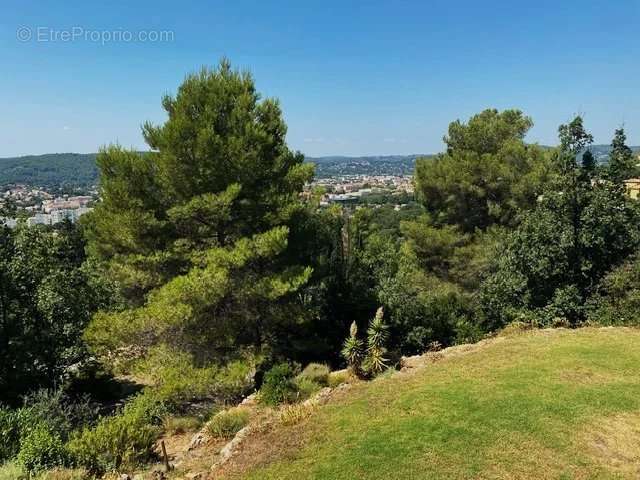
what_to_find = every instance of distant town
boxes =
[0,171,416,229]
[0,185,95,228]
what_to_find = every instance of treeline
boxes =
[1,59,640,478]
[0,153,99,188]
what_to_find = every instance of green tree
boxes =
[84,60,313,372]
[414,109,551,231]
[0,223,111,404]
[480,118,640,328]
[608,128,637,182]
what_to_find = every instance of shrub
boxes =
[454,319,485,344]
[23,389,98,439]
[293,377,321,401]
[586,255,640,326]
[297,363,330,386]
[0,407,23,463]
[67,392,165,474]
[498,321,533,337]
[162,415,202,435]
[327,370,349,388]
[279,404,313,426]
[17,425,69,474]
[212,358,256,403]
[134,347,256,408]
[0,461,25,480]
[206,409,249,439]
[259,363,298,406]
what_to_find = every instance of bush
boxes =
[206,409,249,439]
[297,363,330,386]
[293,377,321,401]
[279,404,313,426]
[327,370,350,388]
[17,425,69,474]
[0,407,24,463]
[587,255,640,326]
[0,461,25,480]
[498,321,533,337]
[23,389,98,439]
[212,358,256,403]
[162,415,202,435]
[67,392,165,474]
[259,363,298,406]
[134,346,256,408]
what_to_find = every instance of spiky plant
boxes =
[341,321,364,376]
[364,307,389,376]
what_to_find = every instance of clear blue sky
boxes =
[1,0,638,157]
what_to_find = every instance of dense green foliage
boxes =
[0,222,115,404]
[259,363,299,406]
[0,154,98,188]
[67,392,165,474]
[480,119,640,328]
[414,109,552,231]
[207,408,250,439]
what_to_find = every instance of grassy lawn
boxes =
[230,328,640,479]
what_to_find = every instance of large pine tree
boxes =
[84,59,313,367]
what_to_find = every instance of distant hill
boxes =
[0,153,431,187]
[0,147,637,188]
[0,153,98,188]
[306,154,430,177]
[586,144,640,164]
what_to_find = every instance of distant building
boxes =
[27,213,52,227]
[624,178,640,200]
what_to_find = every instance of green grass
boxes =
[237,328,640,479]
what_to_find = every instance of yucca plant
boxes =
[363,307,389,376]
[341,321,364,376]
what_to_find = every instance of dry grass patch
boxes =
[279,403,314,426]
[579,411,640,478]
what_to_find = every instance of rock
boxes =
[185,472,205,480]
[303,387,332,406]
[211,424,253,470]
[240,392,257,406]
[119,475,132,480]
[187,429,209,451]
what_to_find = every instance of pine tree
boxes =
[608,128,636,183]
[83,59,314,369]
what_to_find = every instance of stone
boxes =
[185,472,205,480]
[187,430,209,451]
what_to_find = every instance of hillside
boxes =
[1,146,638,188]
[210,328,640,479]
[0,153,98,188]
[0,153,424,187]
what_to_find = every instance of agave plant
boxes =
[341,321,364,375]
[364,307,389,375]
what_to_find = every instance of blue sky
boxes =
[1,0,638,157]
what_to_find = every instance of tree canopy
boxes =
[414,109,552,231]
[83,59,314,368]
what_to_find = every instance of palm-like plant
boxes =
[364,307,389,375]
[341,321,364,375]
